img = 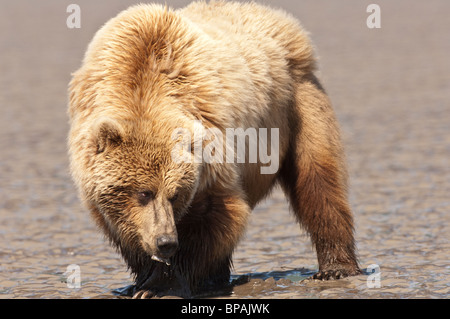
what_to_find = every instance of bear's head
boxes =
[86,117,201,264]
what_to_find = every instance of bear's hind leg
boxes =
[279,76,361,279]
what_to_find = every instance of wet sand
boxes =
[0,0,449,299]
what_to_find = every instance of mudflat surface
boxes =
[0,0,448,299]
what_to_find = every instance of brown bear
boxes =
[68,1,361,298]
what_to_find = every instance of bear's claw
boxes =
[312,270,344,280]
[311,267,362,281]
[132,289,156,299]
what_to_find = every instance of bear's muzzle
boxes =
[139,196,178,264]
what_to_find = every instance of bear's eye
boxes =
[169,193,179,204]
[137,191,154,206]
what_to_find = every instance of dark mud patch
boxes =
[112,268,318,298]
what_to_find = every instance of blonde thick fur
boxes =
[68,1,360,298]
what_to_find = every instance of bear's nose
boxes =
[156,235,178,258]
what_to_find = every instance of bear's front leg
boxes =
[173,190,251,296]
[132,261,177,298]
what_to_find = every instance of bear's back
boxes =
[180,1,316,78]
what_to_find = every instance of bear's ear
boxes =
[93,119,123,154]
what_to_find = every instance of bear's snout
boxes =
[156,234,178,258]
